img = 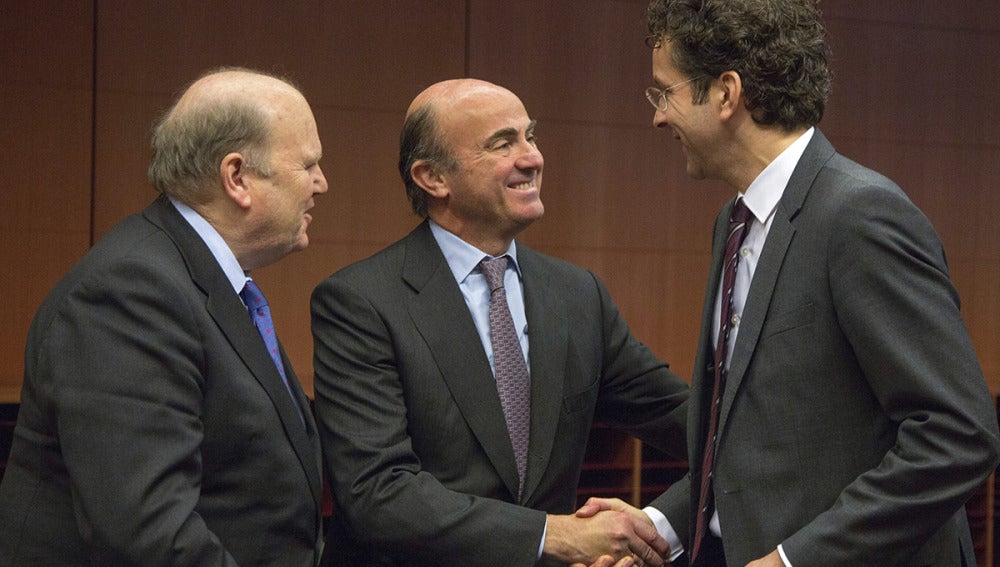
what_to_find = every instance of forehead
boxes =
[437,88,532,150]
[651,41,683,84]
[267,94,321,156]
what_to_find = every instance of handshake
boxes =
[544,497,672,567]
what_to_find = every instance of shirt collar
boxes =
[169,197,249,294]
[740,127,814,223]
[428,219,521,284]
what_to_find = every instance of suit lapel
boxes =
[517,247,567,503]
[403,223,522,499]
[690,204,730,454]
[143,195,323,508]
[716,130,837,437]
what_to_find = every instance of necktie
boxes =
[691,197,753,563]
[481,256,531,500]
[240,280,289,386]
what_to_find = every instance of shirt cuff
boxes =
[643,506,684,562]
[777,544,793,567]
[538,516,547,559]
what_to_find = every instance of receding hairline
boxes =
[405,78,517,122]
[170,70,303,123]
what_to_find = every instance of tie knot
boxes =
[481,256,509,292]
[730,198,753,225]
[241,280,268,308]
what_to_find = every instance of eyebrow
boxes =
[484,120,538,146]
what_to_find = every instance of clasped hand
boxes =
[544,497,670,567]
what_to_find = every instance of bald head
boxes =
[148,67,304,205]
[399,78,520,217]
[173,69,304,119]
[405,78,515,119]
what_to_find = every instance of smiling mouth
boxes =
[508,180,537,191]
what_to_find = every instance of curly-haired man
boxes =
[580,1,1000,566]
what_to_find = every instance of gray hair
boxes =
[147,67,296,203]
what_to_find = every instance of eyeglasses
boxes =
[644,76,703,112]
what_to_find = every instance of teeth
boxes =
[511,181,534,190]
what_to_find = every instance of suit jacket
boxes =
[0,194,323,566]
[310,221,689,566]
[650,129,1000,566]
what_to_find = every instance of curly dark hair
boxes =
[647,0,831,130]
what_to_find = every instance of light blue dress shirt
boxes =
[428,220,530,375]
[169,197,249,294]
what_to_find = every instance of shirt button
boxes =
[741,247,750,257]
[731,314,740,326]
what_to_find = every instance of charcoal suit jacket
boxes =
[311,221,689,566]
[650,130,1000,566]
[0,194,323,566]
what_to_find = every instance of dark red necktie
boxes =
[690,197,752,563]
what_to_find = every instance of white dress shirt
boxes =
[646,128,814,566]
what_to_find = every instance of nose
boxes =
[314,165,329,194]
[516,142,544,171]
[653,107,670,129]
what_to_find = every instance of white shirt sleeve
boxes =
[643,506,684,562]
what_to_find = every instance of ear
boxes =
[220,152,252,209]
[717,70,743,120]
[410,160,450,200]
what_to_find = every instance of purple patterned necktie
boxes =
[691,197,753,563]
[481,256,531,501]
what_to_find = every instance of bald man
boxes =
[310,78,689,567]
[0,67,328,566]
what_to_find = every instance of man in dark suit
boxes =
[584,1,1000,565]
[310,78,689,566]
[0,68,328,565]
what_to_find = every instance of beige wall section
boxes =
[0,2,95,402]
[1,1,998,401]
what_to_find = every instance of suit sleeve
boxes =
[310,275,546,566]
[781,183,1000,564]
[587,271,689,461]
[42,258,237,566]
[582,271,691,549]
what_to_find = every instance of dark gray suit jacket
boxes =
[650,130,1000,566]
[0,195,323,566]
[311,221,689,566]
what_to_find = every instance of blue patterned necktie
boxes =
[240,280,289,386]
[481,256,531,501]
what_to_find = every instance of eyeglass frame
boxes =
[644,76,704,112]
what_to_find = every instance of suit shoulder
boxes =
[518,244,587,276]
[311,234,413,305]
[518,245,608,297]
[50,212,184,295]
[819,153,905,200]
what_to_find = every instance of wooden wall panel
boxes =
[465,0,742,381]
[92,0,466,395]
[0,2,95,402]
[3,1,999,400]
[466,0,1000,391]
[821,13,1000,392]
